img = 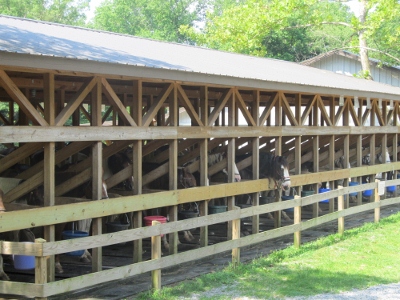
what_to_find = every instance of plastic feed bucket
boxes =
[281,195,294,212]
[362,182,373,197]
[13,242,35,270]
[62,230,89,256]
[144,216,167,237]
[349,182,359,197]
[318,188,331,203]
[208,205,227,214]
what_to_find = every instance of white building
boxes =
[301,50,400,88]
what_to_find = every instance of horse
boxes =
[142,162,198,250]
[362,147,393,183]
[237,152,291,220]
[106,150,134,191]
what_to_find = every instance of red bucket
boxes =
[144,216,167,237]
[144,216,167,226]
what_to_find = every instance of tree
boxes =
[180,0,400,79]
[0,0,90,26]
[91,0,210,43]
[181,0,353,60]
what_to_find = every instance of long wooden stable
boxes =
[1,16,400,299]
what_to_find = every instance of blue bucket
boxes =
[281,195,294,212]
[362,182,373,197]
[387,185,396,193]
[349,182,359,197]
[318,188,330,203]
[62,230,89,256]
[13,242,35,270]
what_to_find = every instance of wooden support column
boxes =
[168,84,178,255]
[251,90,260,234]
[151,221,162,290]
[356,134,363,205]
[91,77,103,273]
[227,91,235,241]
[312,136,319,218]
[328,135,335,212]
[43,73,55,282]
[199,86,209,247]
[343,134,350,208]
[374,179,381,223]
[293,195,301,248]
[294,94,302,198]
[133,80,143,263]
[337,186,344,235]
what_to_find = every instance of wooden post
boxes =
[35,238,47,300]
[337,186,344,235]
[374,179,380,223]
[232,206,240,268]
[151,220,162,291]
[293,195,301,248]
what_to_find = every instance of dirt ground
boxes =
[2,195,400,300]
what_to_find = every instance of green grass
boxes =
[133,212,400,299]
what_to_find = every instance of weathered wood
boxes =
[151,220,162,291]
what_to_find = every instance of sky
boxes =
[87,0,361,21]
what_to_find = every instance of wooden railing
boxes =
[1,169,400,299]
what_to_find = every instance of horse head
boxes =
[274,155,291,191]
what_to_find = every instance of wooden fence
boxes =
[1,168,400,299]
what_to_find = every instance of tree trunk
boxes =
[358,0,373,80]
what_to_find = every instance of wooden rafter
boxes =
[0,70,48,126]
[234,89,256,126]
[280,92,298,126]
[55,77,97,126]
[372,100,385,126]
[259,92,278,125]
[143,83,173,127]
[102,77,137,126]
[80,104,91,121]
[177,85,203,126]
[347,100,361,126]
[0,142,44,174]
[301,95,317,125]
[316,95,333,126]
[208,89,233,126]
[0,111,10,125]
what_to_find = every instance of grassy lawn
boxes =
[133,211,400,300]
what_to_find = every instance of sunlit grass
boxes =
[133,211,400,300]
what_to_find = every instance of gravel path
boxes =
[181,282,400,299]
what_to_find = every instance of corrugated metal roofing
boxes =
[1,15,400,99]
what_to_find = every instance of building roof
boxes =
[301,49,400,71]
[1,15,400,100]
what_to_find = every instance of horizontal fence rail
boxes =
[1,176,400,298]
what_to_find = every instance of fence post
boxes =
[232,206,240,268]
[151,220,161,291]
[293,195,301,248]
[35,238,47,300]
[374,179,380,223]
[337,186,344,235]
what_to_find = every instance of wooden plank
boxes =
[234,89,256,126]
[0,70,48,126]
[2,125,400,144]
[101,77,137,126]
[177,85,203,126]
[54,77,97,126]
[208,89,233,126]
[142,83,173,126]
[0,142,44,174]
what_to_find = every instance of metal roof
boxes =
[301,50,400,71]
[1,15,400,100]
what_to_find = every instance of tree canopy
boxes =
[0,0,90,26]
[1,0,399,78]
